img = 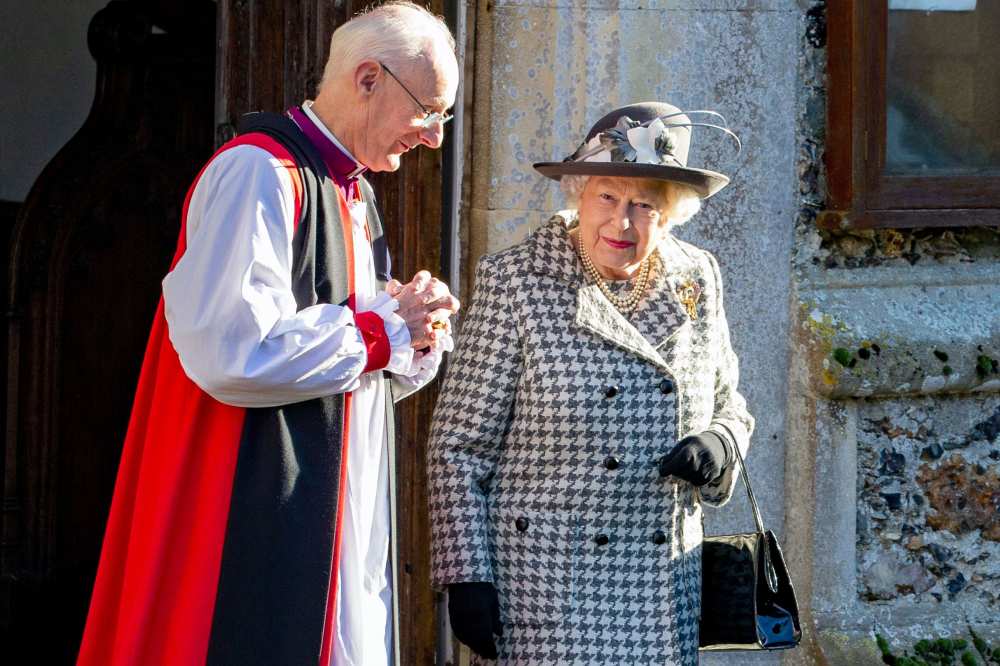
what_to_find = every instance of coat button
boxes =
[652,530,667,545]
[594,533,610,546]
[515,517,529,532]
[605,385,619,398]
[659,379,675,395]
[604,456,620,470]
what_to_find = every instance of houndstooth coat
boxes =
[428,213,754,665]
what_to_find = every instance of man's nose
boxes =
[419,121,445,149]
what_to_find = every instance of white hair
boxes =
[560,175,702,226]
[560,175,590,207]
[318,2,455,92]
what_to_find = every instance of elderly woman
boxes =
[427,102,754,665]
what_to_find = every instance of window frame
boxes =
[823,0,1000,229]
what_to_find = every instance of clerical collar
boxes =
[286,102,368,186]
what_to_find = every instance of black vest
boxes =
[206,112,397,665]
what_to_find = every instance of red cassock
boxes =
[78,117,390,665]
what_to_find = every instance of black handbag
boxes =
[698,440,802,651]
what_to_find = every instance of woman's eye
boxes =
[634,202,652,210]
[599,192,616,202]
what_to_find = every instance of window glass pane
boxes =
[886,1,1000,175]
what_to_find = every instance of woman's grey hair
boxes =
[560,175,703,226]
[318,2,455,92]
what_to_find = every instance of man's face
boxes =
[358,52,458,172]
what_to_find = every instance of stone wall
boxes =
[857,397,1000,608]
[786,2,1000,663]
[785,256,1000,663]
[465,1,999,663]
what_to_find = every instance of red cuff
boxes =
[354,311,391,373]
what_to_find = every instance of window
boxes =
[824,1,1000,228]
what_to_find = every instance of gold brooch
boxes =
[676,279,702,320]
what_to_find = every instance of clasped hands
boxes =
[386,270,460,350]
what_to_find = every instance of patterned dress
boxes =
[428,213,754,665]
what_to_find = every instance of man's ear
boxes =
[355,60,380,96]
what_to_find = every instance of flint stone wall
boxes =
[787,0,1000,662]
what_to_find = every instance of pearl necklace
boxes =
[576,231,653,315]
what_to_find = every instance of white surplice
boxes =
[161,105,448,666]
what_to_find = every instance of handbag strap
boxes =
[719,424,780,593]
[716,424,765,533]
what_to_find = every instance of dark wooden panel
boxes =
[824,0,860,212]
[216,0,368,140]
[2,2,216,663]
[871,175,1000,210]
[854,209,1000,229]
[0,201,18,524]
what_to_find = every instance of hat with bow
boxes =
[533,101,740,199]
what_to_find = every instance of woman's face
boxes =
[576,176,671,280]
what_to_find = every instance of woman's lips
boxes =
[602,237,635,250]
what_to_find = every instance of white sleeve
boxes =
[388,331,453,403]
[364,290,416,376]
[162,144,370,408]
[394,333,452,380]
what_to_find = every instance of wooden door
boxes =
[1,1,216,662]
[216,1,455,662]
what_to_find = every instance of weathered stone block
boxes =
[815,629,887,666]
[477,5,799,217]
[794,264,1000,399]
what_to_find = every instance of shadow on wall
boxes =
[1,1,215,663]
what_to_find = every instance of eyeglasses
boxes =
[379,61,454,129]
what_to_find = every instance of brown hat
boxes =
[533,101,740,199]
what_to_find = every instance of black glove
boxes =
[658,431,731,486]
[448,581,503,659]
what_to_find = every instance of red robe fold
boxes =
[77,129,363,666]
